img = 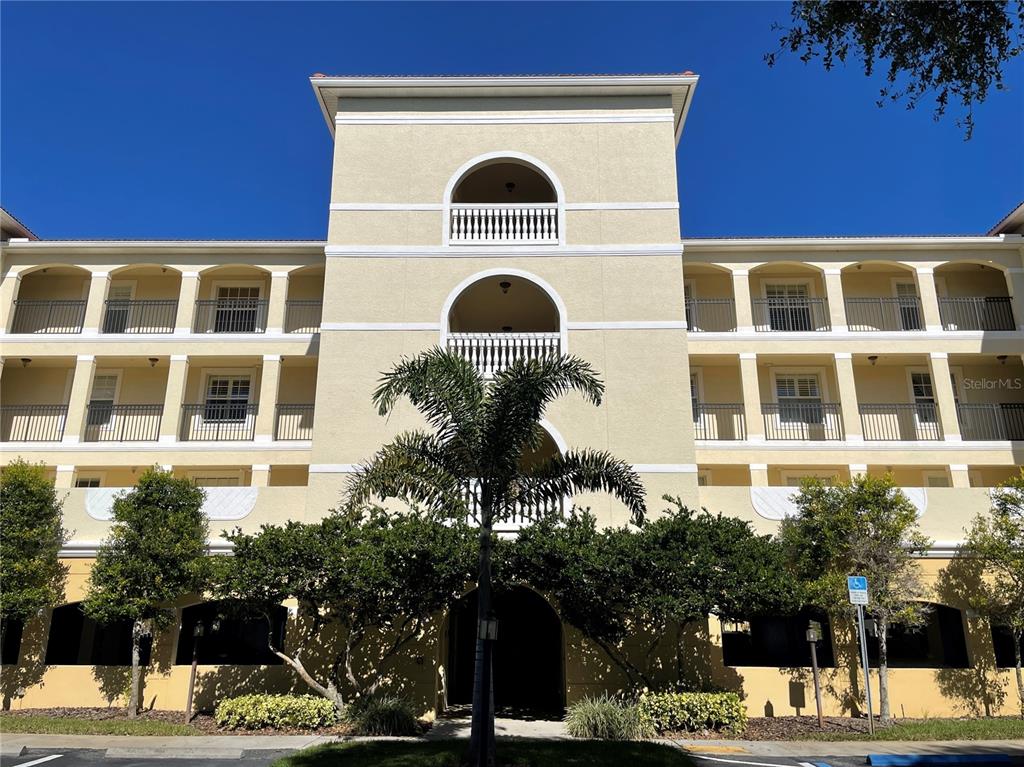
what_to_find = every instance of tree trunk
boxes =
[1014,628,1023,720]
[128,620,144,719]
[468,503,496,767]
[877,614,890,722]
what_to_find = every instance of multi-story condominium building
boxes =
[1,74,1023,717]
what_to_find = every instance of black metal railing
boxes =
[192,299,268,333]
[859,403,942,441]
[102,300,177,333]
[10,300,87,333]
[762,402,844,440]
[845,297,924,332]
[82,404,163,442]
[685,299,737,332]
[274,404,315,440]
[284,300,323,333]
[957,403,1024,441]
[179,403,258,441]
[0,404,68,441]
[939,297,1016,331]
[692,403,746,440]
[752,298,831,332]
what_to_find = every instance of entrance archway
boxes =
[447,585,564,715]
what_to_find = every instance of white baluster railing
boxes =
[463,478,567,530]
[447,332,561,376]
[449,204,559,244]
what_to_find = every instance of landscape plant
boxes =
[564,694,654,740]
[637,691,747,734]
[779,473,931,721]
[83,469,209,718]
[215,693,339,730]
[344,348,646,767]
[344,694,419,736]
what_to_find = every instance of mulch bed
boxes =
[1,706,359,736]
[670,715,889,740]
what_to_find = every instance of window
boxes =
[176,602,286,665]
[204,376,251,422]
[722,608,835,667]
[992,625,1023,668]
[75,477,102,488]
[45,603,151,666]
[103,283,134,333]
[690,373,700,423]
[776,375,823,424]
[910,372,938,425]
[923,471,950,488]
[1,618,24,665]
[894,281,922,330]
[215,286,261,333]
[866,603,968,668]
[782,471,836,487]
[189,474,242,487]
[87,374,119,431]
[697,470,710,487]
[765,283,811,331]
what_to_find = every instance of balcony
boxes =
[859,403,942,441]
[274,404,315,441]
[449,204,558,245]
[10,300,86,334]
[447,332,560,377]
[957,403,1024,441]
[939,297,1016,331]
[82,404,163,442]
[762,402,844,440]
[0,405,67,441]
[752,298,831,332]
[692,403,746,440]
[463,478,566,530]
[179,403,258,441]
[283,300,322,333]
[102,300,177,334]
[192,299,269,334]
[845,298,924,332]
[685,299,737,332]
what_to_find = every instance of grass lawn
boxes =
[271,740,693,767]
[0,714,195,737]
[792,717,1024,742]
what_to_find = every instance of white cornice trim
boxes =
[324,244,683,258]
[0,332,317,344]
[3,240,326,252]
[3,440,313,452]
[335,112,673,126]
[321,322,440,331]
[328,201,679,212]
[566,202,679,211]
[683,235,1022,250]
[694,439,1018,451]
[310,462,698,474]
[567,320,687,330]
[688,329,1021,342]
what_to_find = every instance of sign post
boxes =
[847,575,874,736]
[806,620,824,728]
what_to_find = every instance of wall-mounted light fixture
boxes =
[868,355,878,366]
[20,358,31,368]
[505,182,516,194]
[499,281,511,294]
[997,355,1008,365]
[148,357,159,368]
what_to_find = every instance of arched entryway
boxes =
[447,586,564,716]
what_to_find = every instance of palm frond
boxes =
[345,431,468,516]
[519,449,646,526]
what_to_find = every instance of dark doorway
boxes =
[447,586,563,716]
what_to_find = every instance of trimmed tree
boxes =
[779,473,931,721]
[962,470,1024,716]
[345,349,646,767]
[216,508,477,709]
[0,460,70,649]
[83,469,209,717]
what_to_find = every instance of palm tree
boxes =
[346,348,646,767]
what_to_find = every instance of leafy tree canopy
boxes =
[0,460,70,623]
[767,1,1024,138]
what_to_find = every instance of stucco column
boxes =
[175,271,201,334]
[266,272,289,334]
[0,270,22,333]
[82,271,110,335]
[63,354,96,443]
[915,267,943,331]
[160,355,189,442]
[849,463,868,478]
[833,352,862,441]
[255,354,282,442]
[54,465,76,489]
[949,464,971,488]
[1004,267,1024,332]
[928,352,961,441]
[251,464,270,487]
[731,270,753,333]
[749,463,768,486]
[738,353,764,441]
[823,268,848,332]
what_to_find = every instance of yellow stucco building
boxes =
[2,74,1023,718]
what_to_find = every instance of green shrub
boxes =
[564,694,654,740]
[345,695,419,736]
[637,691,747,734]
[214,694,339,730]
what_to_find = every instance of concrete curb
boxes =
[675,740,1024,758]
[104,746,246,759]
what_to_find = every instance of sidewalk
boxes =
[674,739,1024,758]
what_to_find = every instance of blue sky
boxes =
[2,1,1022,239]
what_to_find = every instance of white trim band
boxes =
[334,113,674,126]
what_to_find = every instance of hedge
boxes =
[214,694,339,730]
[637,691,747,734]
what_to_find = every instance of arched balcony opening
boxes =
[933,262,1015,331]
[684,263,737,332]
[446,154,562,245]
[840,261,922,332]
[283,265,324,333]
[11,265,91,333]
[103,265,182,334]
[444,271,564,377]
[194,266,271,334]
[748,263,829,332]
